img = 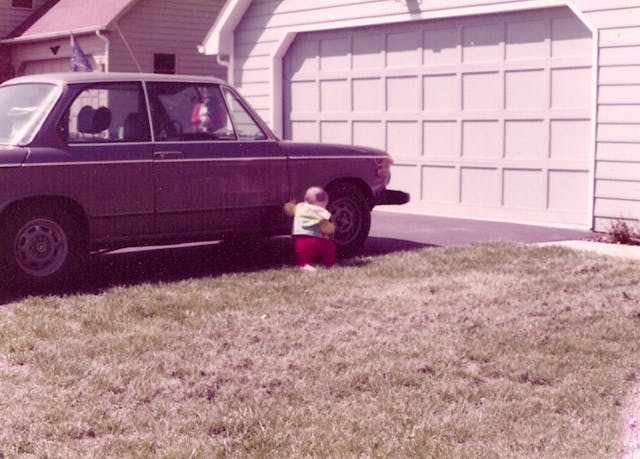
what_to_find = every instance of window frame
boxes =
[220,86,269,141]
[61,81,151,145]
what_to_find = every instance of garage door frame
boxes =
[260,0,598,228]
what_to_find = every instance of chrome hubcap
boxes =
[14,219,68,277]
[331,199,359,245]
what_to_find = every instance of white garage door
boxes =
[284,7,594,226]
[19,57,88,75]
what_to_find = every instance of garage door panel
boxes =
[461,167,501,206]
[387,121,420,159]
[462,121,501,159]
[353,121,384,150]
[423,166,459,203]
[352,33,385,69]
[503,169,546,209]
[353,78,385,112]
[424,121,459,158]
[548,170,590,211]
[424,74,459,111]
[290,121,317,142]
[320,79,349,112]
[320,37,351,71]
[506,20,550,60]
[551,16,592,57]
[505,70,548,110]
[462,71,502,110]
[289,80,318,112]
[284,6,593,226]
[505,120,547,160]
[424,28,459,65]
[320,121,349,144]
[550,119,591,160]
[387,76,420,112]
[388,165,420,201]
[462,23,504,63]
[551,67,592,108]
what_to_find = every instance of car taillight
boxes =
[376,157,393,177]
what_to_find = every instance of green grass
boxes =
[1,242,640,457]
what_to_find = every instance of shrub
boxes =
[607,219,640,245]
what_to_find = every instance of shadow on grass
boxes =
[0,236,432,304]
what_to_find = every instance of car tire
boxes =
[327,183,371,257]
[0,206,85,287]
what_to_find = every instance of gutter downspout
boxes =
[96,30,109,72]
[198,44,231,83]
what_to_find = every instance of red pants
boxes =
[293,235,336,267]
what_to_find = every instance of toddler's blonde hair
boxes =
[304,186,328,206]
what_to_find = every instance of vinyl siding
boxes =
[0,0,49,38]
[584,2,640,229]
[233,0,640,230]
[109,0,226,79]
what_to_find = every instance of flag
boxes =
[70,32,93,72]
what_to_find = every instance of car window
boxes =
[221,87,267,141]
[64,82,150,144]
[146,82,235,142]
[0,83,60,145]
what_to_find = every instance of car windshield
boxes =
[0,83,60,146]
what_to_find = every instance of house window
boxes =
[11,0,34,8]
[153,54,176,75]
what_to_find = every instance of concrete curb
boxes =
[537,240,640,261]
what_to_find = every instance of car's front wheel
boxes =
[327,183,371,257]
[0,206,85,287]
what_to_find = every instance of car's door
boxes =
[146,81,289,237]
[27,81,155,243]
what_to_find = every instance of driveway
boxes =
[369,210,594,247]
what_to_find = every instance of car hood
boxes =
[279,141,390,158]
[0,146,29,165]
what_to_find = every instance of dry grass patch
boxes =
[1,243,640,457]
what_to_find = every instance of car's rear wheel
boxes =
[327,183,371,257]
[1,206,84,287]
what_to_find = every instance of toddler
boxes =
[284,186,336,272]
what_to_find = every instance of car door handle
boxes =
[154,151,183,160]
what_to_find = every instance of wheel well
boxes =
[325,178,374,209]
[1,196,89,242]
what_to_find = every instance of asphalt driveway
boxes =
[369,210,593,247]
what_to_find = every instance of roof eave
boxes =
[0,26,106,45]
[199,0,253,55]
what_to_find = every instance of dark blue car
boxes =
[0,72,408,286]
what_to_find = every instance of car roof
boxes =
[1,72,227,87]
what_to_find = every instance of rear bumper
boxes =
[373,189,410,206]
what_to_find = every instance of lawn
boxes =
[1,242,639,457]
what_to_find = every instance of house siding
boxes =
[583,2,640,230]
[233,0,640,230]
[0,0,49,80]
[109,0,226,79]
[0,0,49,37]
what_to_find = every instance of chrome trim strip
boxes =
[23,160,155,167]
[21,157,289,167]
[288,155,383,160]
[66,139,277,146]
[154,156,288,163]
[69,141,154,147]
[0,163,22,168]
